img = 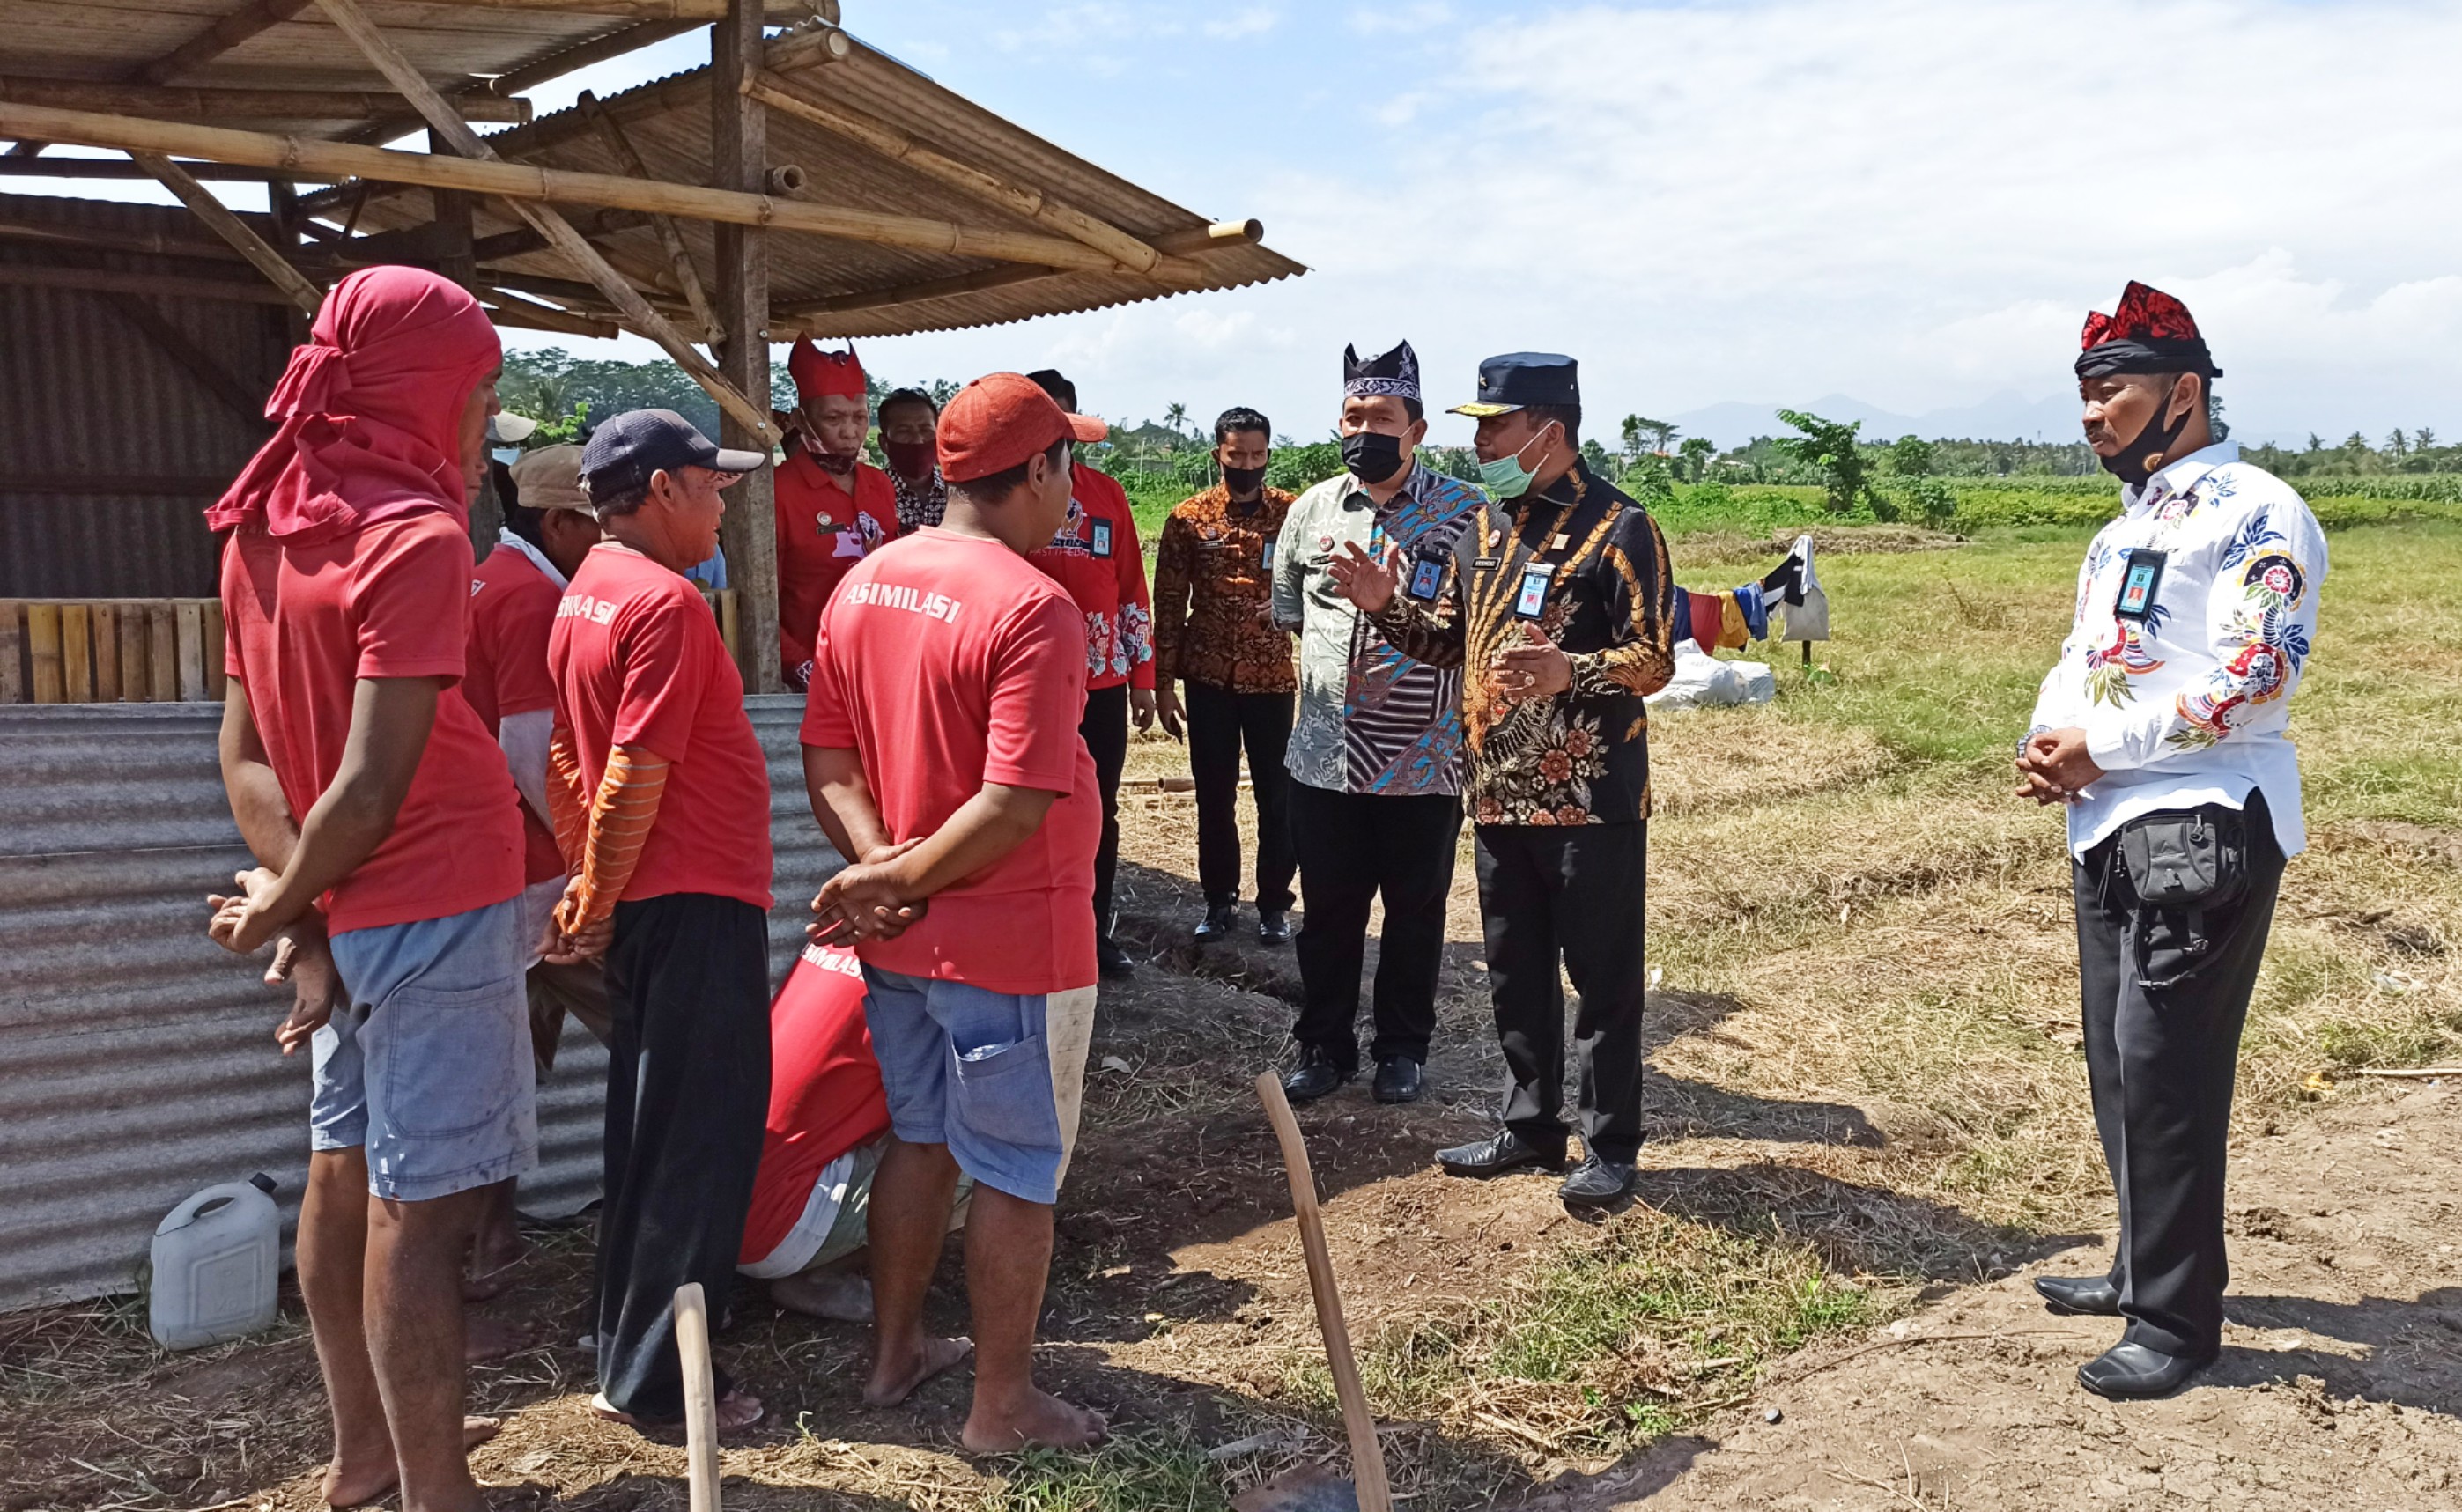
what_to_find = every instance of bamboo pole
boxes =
[408,0,815,18]
[27,604,63,704]
[60,604,92,703]
[477,291,623,339]
[147,606,178,703]
[309,0,775,443]
[117,604,150,703]
[92,603,121,703]
[0,77,530,122]
[139,0,317,87]
[0,603,23,704]
[129,150,325,315]
[742,66,1164,273]
[1152,218,1263,255]
[0,102,1146,277]
[577,89,720,343]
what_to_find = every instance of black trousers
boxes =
[595,892,771,1420]
[1081,682,1128,940]
[1475,822,1649,1164]
[1289,780,1460,1072]
[2075,794,2285,1358]
[1184,679,1296,912]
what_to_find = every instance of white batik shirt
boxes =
[2028,441,2327,860]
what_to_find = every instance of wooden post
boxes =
[27,603,63,704]
[0,601,24,704]
[118,604,151,702]
[60,603,92,703]
[175,601,208,701]
[147,604,179,703]
[713,0,779,693]
[92,603,121,702]
[203,601,228,699]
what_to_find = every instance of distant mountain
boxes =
[1669,391,2084,450]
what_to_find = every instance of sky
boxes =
[22,0,2462,449]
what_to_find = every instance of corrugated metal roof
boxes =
[0,694,840,1314]
[347,24,1306,337]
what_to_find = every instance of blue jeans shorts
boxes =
[314,896,539,1202]
[861,967,1097,1206]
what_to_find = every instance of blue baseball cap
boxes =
[580,409,767,504]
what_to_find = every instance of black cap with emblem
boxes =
[1450,352,1580,417]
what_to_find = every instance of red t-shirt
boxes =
[548,542,773,909]
[801,527,1100,994]
[465,543,567,886]
[775,451,899,690]
[218,516,525,935]
[1028,462,1155,693]
[738,942,891,1266]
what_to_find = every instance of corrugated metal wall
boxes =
[0,694,839,1314]
[0,194,292,600]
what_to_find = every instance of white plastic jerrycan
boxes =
[149,1173,281,1350]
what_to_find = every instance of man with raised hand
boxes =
[549,409,776,1437]
[1336,352,1676,1210]
[776,339,901,691]
[2017,282,2326,1401]
[207,267,531,1512]
[1270,341,1483,1109]
[802,372,1110,1452]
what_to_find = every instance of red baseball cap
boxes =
[937,371,1107,483]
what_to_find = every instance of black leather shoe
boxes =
[1437,1129,1565,1178]
[2076,1341,2214,1400]
[2035,1275,2122,1317]
[1371,1057,1423,1104]
[1281,1045,1349,1103]
[1257,911,1292,945]
[1559,1154,1637,1208]
[1097,937,1135,980]
[1193,904,1238,944]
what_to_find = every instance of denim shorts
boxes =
[314,896,539,1203]
[861,967,1096,1206]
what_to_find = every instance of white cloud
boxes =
[1202,8,1281,41]
[1348,2,1453,37]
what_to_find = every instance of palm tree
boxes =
[1164,402,1190,439]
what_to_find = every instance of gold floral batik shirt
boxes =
[1372,461,1675,825]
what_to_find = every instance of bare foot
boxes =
[961,1387,1106,1455]
[462,1245,523,1302]
[589,1389,765,1436]
[321,1417,500,1507]
[771,1271,875,1324]
[464,1311,523,1363]
[862,1334,972,1408]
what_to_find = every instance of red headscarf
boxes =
[206,266,503,544]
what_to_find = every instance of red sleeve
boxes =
[610,585,708,762]
[798,604,856,749]
[488,577,561,718]
[984,593,1091,793]
[352,518,472,682]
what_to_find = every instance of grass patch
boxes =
[984,1432,1234,1512]
[1291,1209,1882,1461]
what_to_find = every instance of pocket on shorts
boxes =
[948,1031,1060,1150]
[376,980,526,1140]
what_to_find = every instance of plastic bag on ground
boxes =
[1646,642,1776,710]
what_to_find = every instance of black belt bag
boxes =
[2116,805,2251,990]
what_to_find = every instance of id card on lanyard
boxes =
[2113,548,2165,620]
[1513,564,1551,620]
[1091,518,1114,559]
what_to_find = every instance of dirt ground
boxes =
[6,524,2459,1509]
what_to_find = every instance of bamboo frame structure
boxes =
[0,77,530,123]
[129,150,326,314]
[577,89,721,343]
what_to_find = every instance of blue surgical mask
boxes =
[1477,422,1556,499]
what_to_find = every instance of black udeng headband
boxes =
[2075,337,2222,380]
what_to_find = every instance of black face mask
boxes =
[1223,462,1268,498]
[2097,379,2194,489]
[1341,430,1406,484]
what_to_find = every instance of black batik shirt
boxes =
[1372,461,1675,826]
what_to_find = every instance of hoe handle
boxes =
[675,1281,721,1512]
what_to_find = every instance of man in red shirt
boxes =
[1025,368,1155,979]
[802,371,1109,1453]
[206,268,531,1512]
[462,444,608,1294]
[777,339,900,690]
[548,409,775,1436]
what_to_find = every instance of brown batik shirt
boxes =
[1152,483,1298,694]
[1371,461,1675,826]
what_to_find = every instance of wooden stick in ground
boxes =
[1254,1072,1392,1512]
[673,1282,722,1512]
[309,0,776,445]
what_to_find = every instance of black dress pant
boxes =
[1081,682,1128,940]
[1184,679,1296,912]
[2074,793,2285,1359]
[1475,822,1649,1164]
[595,892,770,1420]
[1289,779,1460,1073]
